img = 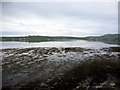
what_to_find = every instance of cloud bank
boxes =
[2,2,118,37]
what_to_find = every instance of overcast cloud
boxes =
[2,2,118,37]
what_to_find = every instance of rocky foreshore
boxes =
[1,47,120,90]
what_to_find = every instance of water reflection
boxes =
[0,40,119,49]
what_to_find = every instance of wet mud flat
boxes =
[1,47,120,90]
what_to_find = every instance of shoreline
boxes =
[1,47,120,90]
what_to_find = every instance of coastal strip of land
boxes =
[1,34,120,45]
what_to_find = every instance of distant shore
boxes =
[1,47,120,90]
[1,34,120,45]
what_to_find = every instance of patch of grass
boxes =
[64,47,84,53]
[109,47,120,52]
[48,59,120,90]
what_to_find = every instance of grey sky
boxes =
[2,2,118,37]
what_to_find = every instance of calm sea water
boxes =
[0,40,118,49]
